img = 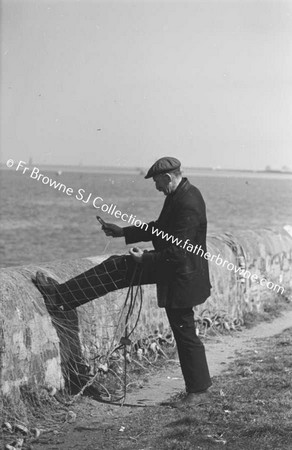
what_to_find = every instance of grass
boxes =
[115,326,292,450]
[2,293,292,450]
[242,290,291,328]
[102,327,292,450]
[23,325,292,450]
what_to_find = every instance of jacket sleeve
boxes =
[123,221,156,245]
[141,206,201,267]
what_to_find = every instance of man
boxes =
[34,156,212,407]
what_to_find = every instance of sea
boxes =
[1,166,292,268]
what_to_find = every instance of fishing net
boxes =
[0,255,174,449]
[1,228,292,448]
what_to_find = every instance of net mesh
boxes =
[0,256,175,448]
[1,227,292,448]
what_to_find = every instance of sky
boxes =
[1,0,292,171]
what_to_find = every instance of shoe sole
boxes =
[32,272,64,316]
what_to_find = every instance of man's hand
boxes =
[102,223,124,238]
[129,247,144,264]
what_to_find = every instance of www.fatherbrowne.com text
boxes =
[150,225,285,295]
[8,159,285,295]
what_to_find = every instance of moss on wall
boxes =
[0,227,291,403]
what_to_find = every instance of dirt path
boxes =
[126,309,292,406]
[33,308,292,450]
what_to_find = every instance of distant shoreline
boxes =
[1,163,291,175]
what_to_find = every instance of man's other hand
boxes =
[102,223,124,238]
[129,247,144,264]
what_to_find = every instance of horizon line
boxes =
[0,161,291,174]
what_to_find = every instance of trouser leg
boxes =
[166,307,212,393]
[55,254,157,310]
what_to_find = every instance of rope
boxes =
[120,267,144,406]
[69,263,144,407]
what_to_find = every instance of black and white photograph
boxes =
[1,1,292,449]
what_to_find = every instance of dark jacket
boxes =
[123,178,212,308]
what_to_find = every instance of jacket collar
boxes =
[157,178,191,223]
[170,177,191,202]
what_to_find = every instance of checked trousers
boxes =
[54,254,212,393]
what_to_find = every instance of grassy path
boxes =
[28,308,292,450]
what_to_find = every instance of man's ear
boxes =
[165,173,172,182]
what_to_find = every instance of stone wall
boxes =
[0,227,291,399]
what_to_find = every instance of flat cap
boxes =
[144,156,181,179]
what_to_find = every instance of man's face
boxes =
[153,173,171,195]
